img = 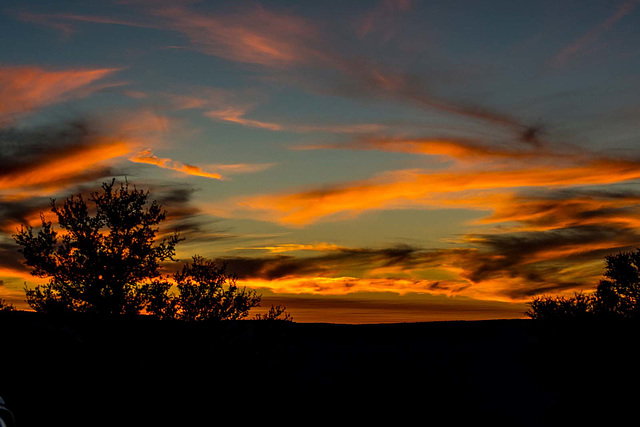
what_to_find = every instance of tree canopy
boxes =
[172,255,261,322]
[14,179,180,315]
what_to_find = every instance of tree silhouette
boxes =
[172,255,261,321]
[14,179,181,316]
[254,304,293,321]
[526,248,640,320]
[0,299,15,312]
[139,278,178,320]
[593,250,640,317]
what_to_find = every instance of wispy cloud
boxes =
[0,66,120,123]
[205,105,384,133]
[129,149,275,179]
[295,137,574,162]
[478,189,640,231]
[15,6,323,68]
[18,4,532,137]
[549,0,640,67]
[207,162,275,175]
[16,4,536,138]
[14,11,159,37]
[205,107,283,131]
[129,149,225,180]
[155,5,326,68]
[330,65,533,137]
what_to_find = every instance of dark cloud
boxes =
[212,222,639,301]
[0,120,88,164]
[0,120,124,193]
[216,244,422,280]
[0,196,49,231]
[449,224,640,298]
[0,240,29,274]
[472,225,637,261]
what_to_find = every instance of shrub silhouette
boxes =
[526,248,640,320]
[171,255,261,321]
[13,179,181,316]
[0,299,15,312]
[254,304,293,321]
[525,292,593,320]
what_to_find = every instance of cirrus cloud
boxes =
[0,66,120,123]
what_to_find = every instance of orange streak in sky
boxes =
[129,149,224,180]
[238,158,640,225]
[318,138,569,161]
[237,276,456,297]
[550,0,640,67]
[205,107,283,130]
[0,139,130,191]
[0,66,119,121]
[236,274,558,305]
[235,243,349,254]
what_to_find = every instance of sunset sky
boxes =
[2,0,640,323]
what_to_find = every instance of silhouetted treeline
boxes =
[527,248,640,320]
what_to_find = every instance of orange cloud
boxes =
[297,137,570,161]
[235,243,349,254]
[231,260,584,303]
[235,157,640,226]
[478,192,640,231]
[0,137,130,192]
[238,276,452,297]
[0,66,119,122]
[215,232,620,302]
[129,149,224,180]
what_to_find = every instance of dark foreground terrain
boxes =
[1,311,639,426]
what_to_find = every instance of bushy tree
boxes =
[526,248,640,320]
[139,279,178,320]
[172,255,261,321]
[14,179,181,316]
[593,250,640,318]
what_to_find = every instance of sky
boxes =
[1,0,640,323]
